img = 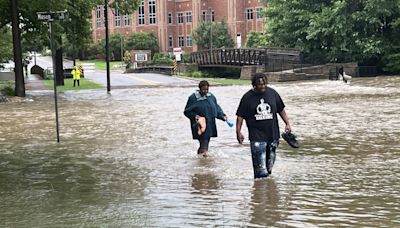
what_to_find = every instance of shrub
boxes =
[0,81,14,96]
[152,53,173,65]
[191,71,203,78]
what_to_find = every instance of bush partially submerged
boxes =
[0,81,14,96]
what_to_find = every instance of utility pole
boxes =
[10,0,25,97]
[104,0,111,92]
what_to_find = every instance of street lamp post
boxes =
[121,36,124,68]
[208,7,213,50]
[104,0,111,92]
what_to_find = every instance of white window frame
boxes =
[246,8,254,20]
[168,13,173,24]
[124,14,131,26]
[256,8,263,19]
[138,1,145,25]
[96,5,101,28]
[177,12,184,24]
[178,35,184,47]
[115,9,121,27]
[201,11,207,21]
[185,11,192,23]
[186,35,192,47]
[148,0,156,24]
[168,35,173,48]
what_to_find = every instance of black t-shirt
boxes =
[236,87,285,141]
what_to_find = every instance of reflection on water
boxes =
[0,76,399,227]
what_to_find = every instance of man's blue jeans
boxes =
[250,140,279,178]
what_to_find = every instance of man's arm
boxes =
[279,109,292,133]
[236,116,245,144]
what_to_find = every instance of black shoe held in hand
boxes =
[282,132,299,148]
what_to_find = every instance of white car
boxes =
[0,61,15,72]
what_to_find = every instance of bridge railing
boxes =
[191,48,301,67]
[191,48,267,66]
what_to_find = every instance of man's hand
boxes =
[285,124,292,133]
[237,132,244,144]
[223,116,228,121]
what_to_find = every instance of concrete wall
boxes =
[240,65,264,80]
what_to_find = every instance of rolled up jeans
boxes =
[250,140,279,178]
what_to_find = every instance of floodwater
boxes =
[0,76,399,227]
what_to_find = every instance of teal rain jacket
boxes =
[184,91,226,139]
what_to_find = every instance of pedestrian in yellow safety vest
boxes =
[71,66,81,87]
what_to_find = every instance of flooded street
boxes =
[1,76,399,227]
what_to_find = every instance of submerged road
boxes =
[29,56,196,87]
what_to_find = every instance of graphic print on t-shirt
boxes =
[255,98,273,120]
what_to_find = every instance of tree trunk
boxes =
[10,0,25,97]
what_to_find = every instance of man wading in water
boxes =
[236,73,293,178]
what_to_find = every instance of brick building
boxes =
[91,0,265,53]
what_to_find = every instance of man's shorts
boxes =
[250,140,279,178]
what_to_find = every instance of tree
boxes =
[0,27,13,63]
[125,32,159,55]
[244,32,267,48]
[192,18,234,49]
[262,0,400,72]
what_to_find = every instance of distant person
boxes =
[236,73,292,178]
[338,66,352,83]
[184,80,228,157]
[71,66,81,87]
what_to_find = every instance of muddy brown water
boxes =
[0,77,399,227]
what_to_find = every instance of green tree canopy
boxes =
[125,32,159,55]
[0,26,13,62]
[262,0,400,71]
[192,18,234,49]
[244,32,267,48]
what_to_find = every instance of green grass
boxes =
[177,74,250,85]
[76,59,124,71]
[43,79,103,92]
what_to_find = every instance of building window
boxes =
[96,5,101,28]
[186,36,192,47]
[114,9,121,27]
[177,12,184,24]
[246,8,253,20]
[124,14,131,26]
[256,8,263,19]
[186,12,192,23]
[211,11,215,22]
[168,35,173,48]
[201,11,207,21]
[168,13,173,24]
[148,0,156,24]
[138,1,145,25]
[178,35,184,47]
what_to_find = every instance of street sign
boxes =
[37,11,67,21]
[36,10,67,142]
[173,47,182,62]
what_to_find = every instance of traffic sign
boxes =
[37,10,67,21]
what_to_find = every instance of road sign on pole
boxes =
[37,10,67,143]
[173,47,182,62]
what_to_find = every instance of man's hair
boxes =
[198,80,209,89]
[251,73,267,87]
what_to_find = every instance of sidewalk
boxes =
[25,74,50,91]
